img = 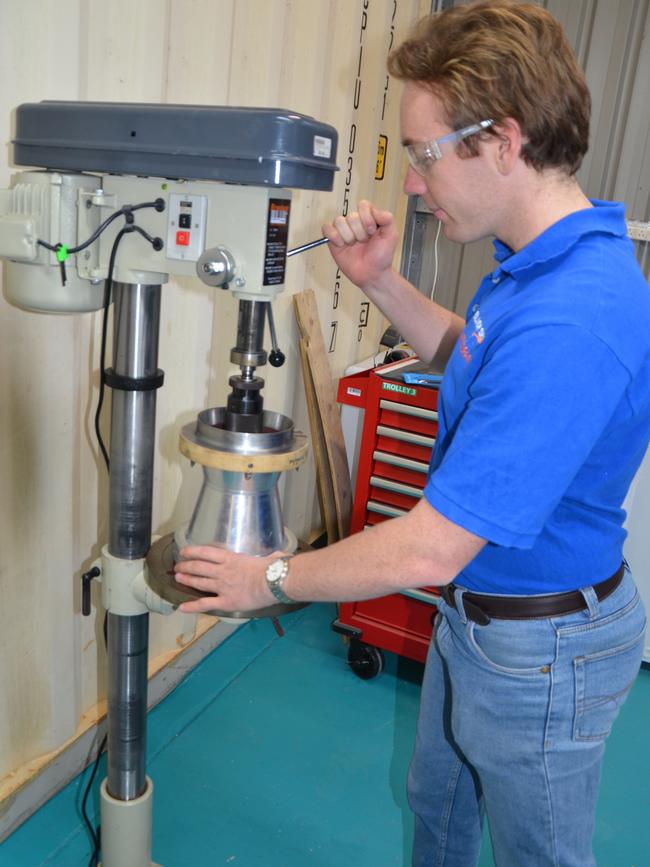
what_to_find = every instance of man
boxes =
[175,3,650,864]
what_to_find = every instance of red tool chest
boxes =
[333,357,441,678]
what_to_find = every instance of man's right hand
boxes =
[321,199,398,292]
[322,198,464,368]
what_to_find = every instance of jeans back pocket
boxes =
[573,625,646,742]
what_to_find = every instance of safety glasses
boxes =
[405,119,494,175]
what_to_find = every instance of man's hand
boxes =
[174,546,279,614]
[322,199,398,291]
[321,199,464,367]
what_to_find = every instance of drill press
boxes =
[0,100,338,866]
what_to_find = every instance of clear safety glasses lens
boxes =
[406,119,494,175]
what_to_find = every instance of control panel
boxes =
[165,193,208,262]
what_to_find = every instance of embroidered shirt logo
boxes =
[471,306,485,344]
[459,305,486,363]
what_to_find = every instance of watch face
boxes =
[267,559,285,582]
[265,557,292,604]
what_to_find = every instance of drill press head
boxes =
[2,102,338,311]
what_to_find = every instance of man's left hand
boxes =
[174,546,278,614]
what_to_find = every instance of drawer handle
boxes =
[400,589,440,606]
[370,475,423,499]
[373,450,429,473]
[377,425,436,448]
[367,500,408,518]
[379,399,438,421]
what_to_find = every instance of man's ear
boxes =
[489,118,525,175]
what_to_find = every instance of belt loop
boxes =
[579,585,600,620]
[454,586,469,625]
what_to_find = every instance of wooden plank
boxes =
[294,290,352,539]
[298,337,339,544]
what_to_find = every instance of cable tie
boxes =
[55,243,68,286]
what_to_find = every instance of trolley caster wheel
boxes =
[347,640,384,680]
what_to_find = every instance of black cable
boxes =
[94,285,112,472]
[94,226,134,471]
[81,613,109,867]
[82,732,107,867]
[131,223,164,250]
[37,199,164,255]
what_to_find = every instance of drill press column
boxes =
[107,281,162,802]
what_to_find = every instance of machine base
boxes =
[145,532,308,619]
[99,777,161,867]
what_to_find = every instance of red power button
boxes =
[176,230,190,246]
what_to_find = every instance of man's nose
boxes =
[403,164,427,196]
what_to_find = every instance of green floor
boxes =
[1,603,649,866]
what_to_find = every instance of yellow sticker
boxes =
[375,134,388,180]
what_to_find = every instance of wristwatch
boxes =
[265,556,295,604]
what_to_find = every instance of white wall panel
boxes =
[166,0,236,105]
[80,0,170,101]
[0,0,426,806]
[0,0,85,778]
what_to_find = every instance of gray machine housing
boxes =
[13,102,339,190]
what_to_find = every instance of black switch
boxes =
[179,213,192,229]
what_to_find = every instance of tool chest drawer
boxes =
[374,433,434,464]
[335,358,442,671]
[372,450,429,487]
[378,399,439,437]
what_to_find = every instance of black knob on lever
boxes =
[267,303,285,368]
[269,349,286,367]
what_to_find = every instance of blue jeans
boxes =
[408,570,646,867]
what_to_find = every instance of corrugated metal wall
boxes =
[0,0,428,811]
[403,0,650,310]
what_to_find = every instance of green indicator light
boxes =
[56,244,69,262]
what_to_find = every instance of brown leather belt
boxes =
[440,564,625,626]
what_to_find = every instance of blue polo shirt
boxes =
[424,200,650,594]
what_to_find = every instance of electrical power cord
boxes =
[94,224,152,471]
[37,199,165,253]
[37,198,164,285]
[81,729,107,867]
[389,213,443,351]
[429,217,442,301]
[37,199,164,468]
[80,614,109,867]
